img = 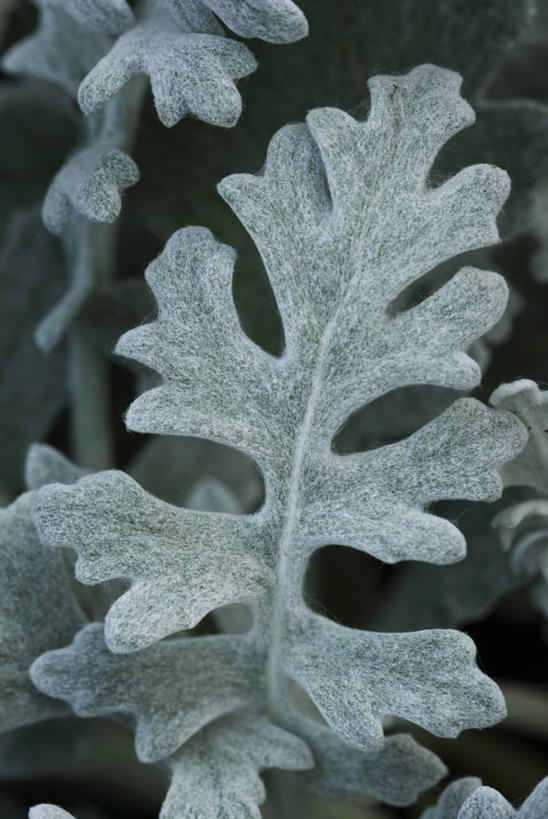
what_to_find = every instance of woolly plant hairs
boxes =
[31,64,526,816]
[421,775,548,817]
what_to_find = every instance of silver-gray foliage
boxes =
[421,775,548,818]
[30,65,526,815]
[491,380,548,619]
[2,0,307,350]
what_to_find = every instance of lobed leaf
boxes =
[422,776,548,818]
[167,0,308,43]
[33,65,526,810]
[78,1,257,128]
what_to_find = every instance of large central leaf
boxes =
[32,65,526,815]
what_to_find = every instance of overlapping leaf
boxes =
[32,66,526,812]
[490,381,548,618]
[421,776,548,818]
[78,1,257,129]
[125,0,547,357]
[0,447,85,734]
[0,209,66,494]
[3,0,307,348]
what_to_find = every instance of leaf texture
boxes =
[491,380,548,493]
[421,776,548,818]
[490,381,548,618]
[42,100,140,235]
[32,65,526,810]
[78,1,257,128]
[0,489,84,733]
[42,0,134,35]
[3,0,306,347]
[166,0,308,43]
[29,808,76,819]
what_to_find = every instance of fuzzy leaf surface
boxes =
[78,1,257,128]
[167,0,307,43]
[491,380,548,493]
[3,2,112,96]
[421,776,548,818]
[29,808,76,819]
[0,494,84,733]
[40,0,134,34]
[490,381,548,618]
[33,66,526,809]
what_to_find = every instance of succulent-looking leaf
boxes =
[421,776,548,818]
[78,0,257,128]
[32,66,526,811]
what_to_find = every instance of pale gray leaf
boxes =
[3,3,112,96]
[421,778,483,819]
[298,718,446,806]
[421,776,548,818]
[43,145,138,234]
[78,2,257,127]
[33,65,525,807]
[167,0,307,43]
[26,444,88,491]
[29,808,75,819]
[33,471,270,652]
[43,0,134,34]
[162,711,312,819]
[0,492,85,733]
[31,623,261,762]
[490,380,548,493]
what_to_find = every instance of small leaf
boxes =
[421,776,548,818]
[78,3,257,128]
[167,0,308,43]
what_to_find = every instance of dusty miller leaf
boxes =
[32,66,526,810]
[2,2,113,96]
[0,489,84,734]
[29,808,76,819]
[162,711,312,819]
[490,381,548,618]
[421,776,548,818]
[166,0,307,43]
[78,0,258,128]
[43,0,134,35]
[490,380,548,493]
[42,98,140,235]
